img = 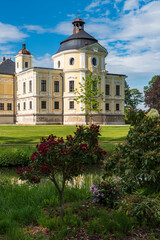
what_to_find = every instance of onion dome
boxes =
[17,43,31,55]
[57,18,98,53]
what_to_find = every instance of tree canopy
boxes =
[144,76,160,113]
[125,80,143,110]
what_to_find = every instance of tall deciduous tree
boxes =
[74,72,104,125]
[144,75,159,94]
[125,80,143,110]
[144,76,160,113]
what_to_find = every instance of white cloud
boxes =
[33,53,53,68]
[123,0,140,11]
[0,22,27,44]
[23,25,46,34]
[85,0,100,11]
[67,14,76,19]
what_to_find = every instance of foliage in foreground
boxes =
[105,109,160,192]
[17,125,106,217]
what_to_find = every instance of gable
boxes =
[80,42,108,55]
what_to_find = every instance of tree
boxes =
[144,75,159,94]
[125,80,143,110]
[74,72,104,125]
[144,76,160,113]
[17,125,106,218]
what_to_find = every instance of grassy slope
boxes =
[0,125,130,144]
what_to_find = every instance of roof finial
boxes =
[78,11,80,17]
[22,43,26,49]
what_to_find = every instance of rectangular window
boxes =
[41,80,47,92]
[41,101,47,109]
[17,62,19,68]
[54,81,59,92]
[23,102,26,110]
[18,103,20,111]
[105,103,109,111]
[92,103,98,110]
[69,101,74,109]
[0,103,4,110]
[29,80,32,92]
[54,101,59,109]
[116,104,120,111]
[105,84,110,95]
[23,82,26,94]
[116,85,120,96]
[7,103,12,111]
[29,101,32,109]
[25,62,28,68]
[69,81,74,92]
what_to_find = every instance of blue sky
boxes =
[0,0,160,99]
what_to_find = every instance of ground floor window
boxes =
[7,103,12,111]
[116,103,120,111]
[69,101,74,109]
[54,101,59,109]
[41,101,47,109]
[105,103,109,111]
[0,103,4,110]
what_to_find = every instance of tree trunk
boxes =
[59,191,64,218]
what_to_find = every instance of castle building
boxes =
[0,18,126,125]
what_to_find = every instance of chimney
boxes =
[2,57,6,62]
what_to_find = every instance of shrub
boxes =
[147,108,159,119]
[105,110,160,192]
[17,125,106,217]
[118,192,160,228]
[0,150,30,167]
[90,177,121,208]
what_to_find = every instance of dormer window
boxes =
[69,58,75,65]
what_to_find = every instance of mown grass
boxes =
[0,125,130,144]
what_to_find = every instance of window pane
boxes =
[7,103,12,111]
[69,101,74,109]
[105,85,110,95]
[54,101,59,109]
[29,101,32,109]
[105,103,109,111]
[29,81,32,92]
[92,57,97,66]
[41,80,47,92]
[69,58,74,65]
[25,62,28,68]
[0,103,4,110]
[18,103,20,111]
[116,85,120,96]
[116,104,120,111]
[24,102,26,110]
[69,81,74,92]
[41,101,46,109]
[23,82,26,94]
[54,81,59,92]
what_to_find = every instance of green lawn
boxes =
[0,125,130,144]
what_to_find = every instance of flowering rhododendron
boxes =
[17,124,107,217]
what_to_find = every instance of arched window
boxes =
[92,57,97,66]
[69,58,75,65]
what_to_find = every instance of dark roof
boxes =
[107,73,127,77]
[0,59,15,75]
[57,29,98,53]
